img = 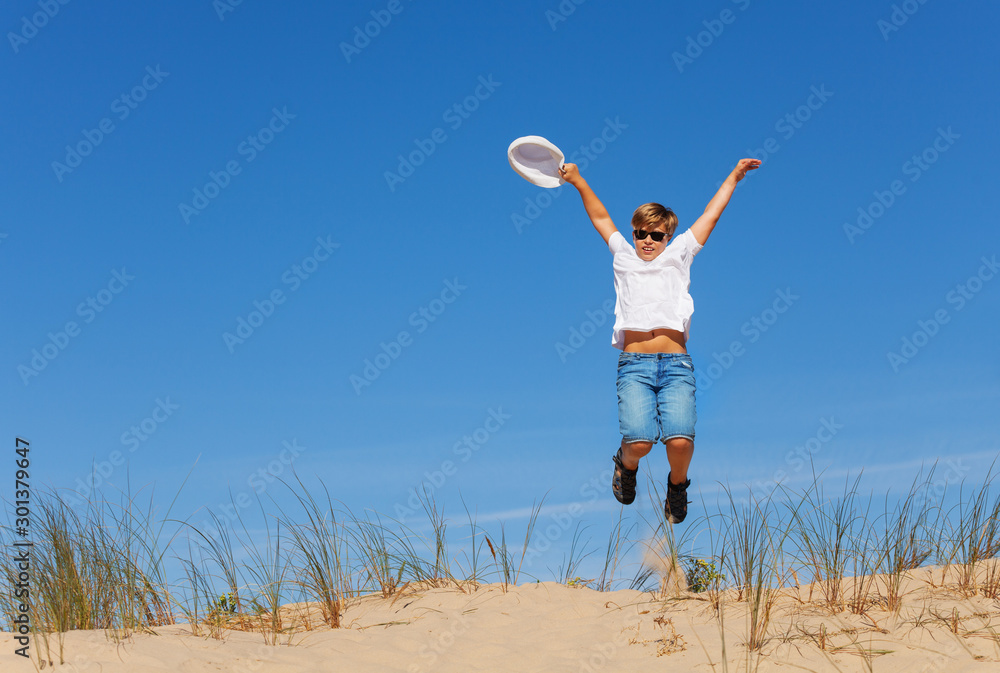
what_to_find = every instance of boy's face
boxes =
[633,224,671,262]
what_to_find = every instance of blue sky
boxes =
[3,0,999,582]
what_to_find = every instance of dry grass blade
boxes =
[791,471,869,613]
[271,470,351,629]
[875,468,939,613]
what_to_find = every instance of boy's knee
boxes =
[623,439,655,455]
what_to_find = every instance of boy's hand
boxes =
[731,158,762,183]
[558,162,581,185]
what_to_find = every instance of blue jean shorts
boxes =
[616,352,697,444]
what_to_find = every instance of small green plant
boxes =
[685,558,725,593]
[211,592,238,615]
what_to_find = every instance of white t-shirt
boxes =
[608,228,703,350]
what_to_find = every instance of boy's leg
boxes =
[620,439,653,470]
[656,356,697,474]
[613,439,651,506]
[617,355,660,467]
[664,437,694,484]
[615,353,659,503]
[657,355,697,522]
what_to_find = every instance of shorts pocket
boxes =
[618,354,635,369]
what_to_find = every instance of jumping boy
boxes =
[559,158,760,523]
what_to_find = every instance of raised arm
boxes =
[559,163,618,245]
[689,158,761,246]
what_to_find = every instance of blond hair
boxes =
[631,203,678,238]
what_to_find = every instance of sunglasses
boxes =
[633,229,668,242]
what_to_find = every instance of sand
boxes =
[4,564,1000,672]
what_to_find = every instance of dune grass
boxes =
[2,480,180,665]
[3,462,1000,669]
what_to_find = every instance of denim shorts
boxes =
[616,352,697,444]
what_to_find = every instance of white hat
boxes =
[507,135,565,188]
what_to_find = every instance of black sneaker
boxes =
[664,474,691,524]
[612,448,637,505]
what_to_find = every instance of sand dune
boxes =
[4,563,1000,672]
